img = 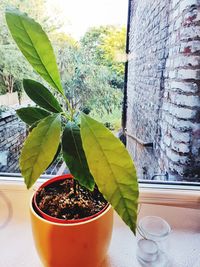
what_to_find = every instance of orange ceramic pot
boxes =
[30,175,113,267]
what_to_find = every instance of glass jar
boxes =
[137,239,170,267]
[138,216,171,251]
[136,216,171,266]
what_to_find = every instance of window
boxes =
[124,0,200,183]
[0,0,127,178]
[0,0,200,185]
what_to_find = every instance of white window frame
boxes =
[0,176,199,210]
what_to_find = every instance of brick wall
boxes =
[126,0,200,181]
[160,0,200,181]
[0,113,26,172]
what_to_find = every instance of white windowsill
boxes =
[0,177,200,267]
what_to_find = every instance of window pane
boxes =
[0,0,127,177]
[1,0,199,185]
[126,0,200,183]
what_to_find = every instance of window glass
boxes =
[0,0,126,177]
[126,0,200,183]
[1,0,199,184]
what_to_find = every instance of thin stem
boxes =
[77,182,80,194]
[61,112,71,120]
[73,179,77,195]
[58,89,74,121]
[63,94,74,121]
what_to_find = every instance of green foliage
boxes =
[52,32,79,50]
[16,107,50,125]
[62,122,95,190]
[91,108,122,132]
[80,114,138,233]
[6,8,63,94]
[81,106,91,115]
[23,79,63,113]
[81,26,126,66]
[6,9,138,234]
[0,78,7,95]
[20,114,61,189]
[81,26,126,89]
[100,27,126,69]
[47,144,61,169]
[0,44,34,93]
[14,80,23,104]
[104,122,115,131]
[0,0,49,96]
[80,26,109,63]
[56,42,123,114]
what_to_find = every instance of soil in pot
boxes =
[36,178,107,220]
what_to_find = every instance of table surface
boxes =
[0,182,200,267]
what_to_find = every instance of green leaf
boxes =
[23,79,63,113]
[16,107,50,125]
[5,8,63,94]
[80,114,138,234]
[20,114,61,189]
[62,121,95,191]
[47,143,61,169]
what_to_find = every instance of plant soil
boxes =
[36,178,107,220]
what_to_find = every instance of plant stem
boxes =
[77,183,80,193]
[58,87,74,121]
[63,94,74,121]
[61,112,71,120]
[73,179,77,195]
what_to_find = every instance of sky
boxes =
[46,0,128,39]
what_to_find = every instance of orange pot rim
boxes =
[31,174,112,226]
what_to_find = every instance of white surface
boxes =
[0,182,200,267]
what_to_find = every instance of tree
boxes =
[0,0,56,98]
[80,26,110,64]
[100,27,126,87]
[0,0,48,45]
[80,26,126,89]
[0,44,35,94]
[55,34,122,114]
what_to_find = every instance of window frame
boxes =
[0,175,199,210]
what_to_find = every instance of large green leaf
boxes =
[23,79,63,113]
[20,114,61,189]
[62,122,95,190]
[5,8,63,94]
[80,114,138,234]
[47,144,61,169]
[16,107,50,125]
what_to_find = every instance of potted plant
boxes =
[5,8,139,267]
